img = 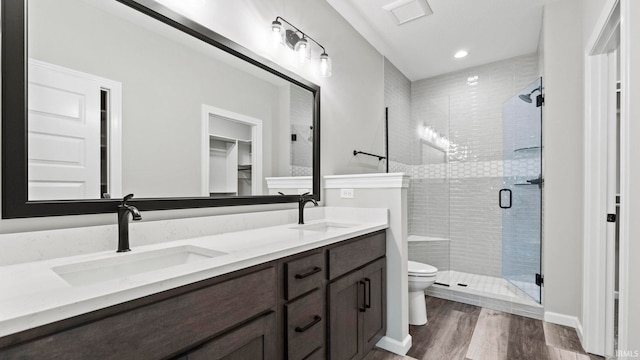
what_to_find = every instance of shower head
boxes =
[519,86,542,103]
[519,94,533,103]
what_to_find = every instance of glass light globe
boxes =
[320,53,332,77]
[295,37,310,63]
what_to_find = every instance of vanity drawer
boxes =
[284,252,324,300]
[285,289,324,360]
[328,230,386,280]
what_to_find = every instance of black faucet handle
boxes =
[122,194,134,204]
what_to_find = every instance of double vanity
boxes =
[0,207,388,359]
[0,0,398,358]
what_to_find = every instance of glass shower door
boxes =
[501,78,543,303]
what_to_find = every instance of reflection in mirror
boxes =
[27,0,314,201]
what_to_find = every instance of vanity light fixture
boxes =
[270,16,332,77]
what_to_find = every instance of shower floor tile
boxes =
[428,270,543,319]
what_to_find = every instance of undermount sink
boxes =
[52,245,227,286]
[290,221,358,232]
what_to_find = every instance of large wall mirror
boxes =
[2,0,320,218]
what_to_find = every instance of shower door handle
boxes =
[499,189,512,209]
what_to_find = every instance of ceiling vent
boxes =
[383,0,433,25]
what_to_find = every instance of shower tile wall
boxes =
[409,241,450,273]
[385,54,539,278]
[409,178,449,239]
[412,53,538,277]
[385,58,451,271]
[384,58,413,165]
[290,85,314,176]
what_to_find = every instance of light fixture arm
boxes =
[275,16,326,54]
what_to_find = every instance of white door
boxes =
[28,61,101,200]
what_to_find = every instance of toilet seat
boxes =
[408,261,438,277]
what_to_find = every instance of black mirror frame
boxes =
[1,0,320,218]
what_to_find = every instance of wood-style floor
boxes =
[364,296,604,360]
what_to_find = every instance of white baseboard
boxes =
[544,311,585,348]
[575,319,584,346]
[544,311,579,328]
[376,334,412,356]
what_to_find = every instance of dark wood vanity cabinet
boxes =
[327,232,387,360]
[178,312,277,360]
[281,252,326,360]
[0,266,278,360]
[0,230,386,360]
[362,259,386,352]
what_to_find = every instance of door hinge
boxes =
[536,94,544,107]
[607,213,617,223]
[535,273,544,286]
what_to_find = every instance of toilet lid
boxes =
[408,261,438,276]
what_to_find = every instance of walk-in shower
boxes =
[385,54,543,318]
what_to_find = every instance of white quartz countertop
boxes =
[0,207,388,338]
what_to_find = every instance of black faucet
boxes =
[298,192,318,225]
[117,194,142,253]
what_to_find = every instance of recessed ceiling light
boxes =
[454,50,468,59]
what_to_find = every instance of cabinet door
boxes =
[362,258,386,354]
[328,270,365,360]
[185,312,277,360]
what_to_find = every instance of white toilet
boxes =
[408,260,438,325]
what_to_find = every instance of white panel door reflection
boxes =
[28,61,102,200]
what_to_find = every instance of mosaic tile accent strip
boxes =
[388,160,411,174]
[389,159,540,180]
[291,165,312,177]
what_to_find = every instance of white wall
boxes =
[161,0,386,175]
[546,2,640,354]
[582,0,610,48]
[0,0,385,232]
[542,0,584,322]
